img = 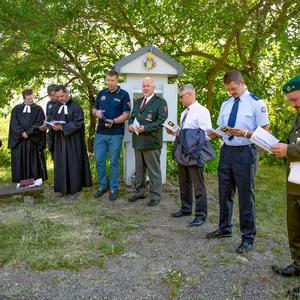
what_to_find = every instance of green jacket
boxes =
[129,94,168,150]
[282,113,300,195]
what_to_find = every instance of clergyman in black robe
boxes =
[48,85,92,201]
[8,89,47,183]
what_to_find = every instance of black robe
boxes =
[48,98,92,195]
[8,103,47,182]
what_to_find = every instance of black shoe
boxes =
[288,286,300,297]
[94,188,107,198]
[205,228,232,239]
[65,192,80,202]
[109,190,118,201]
[272,265,300,277]
[148,199,160,206]
[172,210,192,217]
[190,218,205,227]
[128,195,146,202]
[236,241,253,254]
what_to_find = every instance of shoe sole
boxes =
[206,233,232,239]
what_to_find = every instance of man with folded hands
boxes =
[8,89,47,183]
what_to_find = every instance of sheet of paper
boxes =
[132,118,140,135]
[288,162,300,185]
[250,126,279,153]
[205,126,232,138]
[163,119,179,133]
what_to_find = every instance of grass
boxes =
[164,267,185,297]
[0,160,290,272]
[0,165,141,271]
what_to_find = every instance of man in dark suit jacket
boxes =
[128,77,168,206]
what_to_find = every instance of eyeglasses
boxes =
[179,92,189,99]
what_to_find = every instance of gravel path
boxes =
[0,181,295,300]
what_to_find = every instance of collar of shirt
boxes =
[107,86,120,94]
[144,93,155,104]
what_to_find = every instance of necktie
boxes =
[180,108,189,128]
[227,98,240,140]
[23,104,31,113]
[140,97,147,110]
[58,104,68,115]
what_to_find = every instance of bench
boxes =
[0,185,44,203]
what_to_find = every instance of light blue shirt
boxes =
[217,90,269,146]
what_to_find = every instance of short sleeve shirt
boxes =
[217,90,269,146]
[94,86,131,135]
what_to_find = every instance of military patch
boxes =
[164,106,168,112]
[261,107,266,113]
[101,96,106,100]
[287,86,291,92]
[114,98,120,102]
[48,104,52,109]
[146,113,152,121]
[127,101,131,107]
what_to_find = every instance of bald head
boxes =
[142,77,155,97]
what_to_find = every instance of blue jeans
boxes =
[94,133,123,190]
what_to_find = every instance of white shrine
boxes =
[114,44,184,185]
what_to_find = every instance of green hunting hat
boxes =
[282,76,300,94]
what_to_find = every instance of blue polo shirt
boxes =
[94,86,131,135]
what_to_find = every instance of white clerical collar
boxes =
[58,100,69,115]
[23,103,31,113]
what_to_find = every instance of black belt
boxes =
[223,144,255,149]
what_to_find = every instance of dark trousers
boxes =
[178,164,207,220]
[287,193,300,271]
[218,144,257,243]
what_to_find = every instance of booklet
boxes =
[44,120,66,127]
[250,126,279,153]
[163,119,179,133]
[132,118,140,135]
[288,162,300,185]
[206,125,232,138]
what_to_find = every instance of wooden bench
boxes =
[0,185,44,203]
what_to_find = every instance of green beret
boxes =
[282,76,300,94]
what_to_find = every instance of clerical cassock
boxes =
[8,103,47,182]
[49,98,92,195]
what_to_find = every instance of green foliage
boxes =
[0,117,10,166]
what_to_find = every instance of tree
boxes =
[0,0,299,152]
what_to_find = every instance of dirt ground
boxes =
[0,179,297,300]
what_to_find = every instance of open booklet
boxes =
[205,125,232,138]
[163,119,179,133]
[42,120,66,128]
[250,126,279,153]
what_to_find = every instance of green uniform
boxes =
[129,94,168,201]
[282,113,300,270]
[129,94,168,150]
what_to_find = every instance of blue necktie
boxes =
[227,98,240,140]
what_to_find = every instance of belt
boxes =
[223,144,255,149]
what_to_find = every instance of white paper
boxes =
[163,119,179,133]
[206,126,232,138]
[132,118,140,135]
[288,162,300,185]
[44,120,66,127]
[250,126,279,153]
